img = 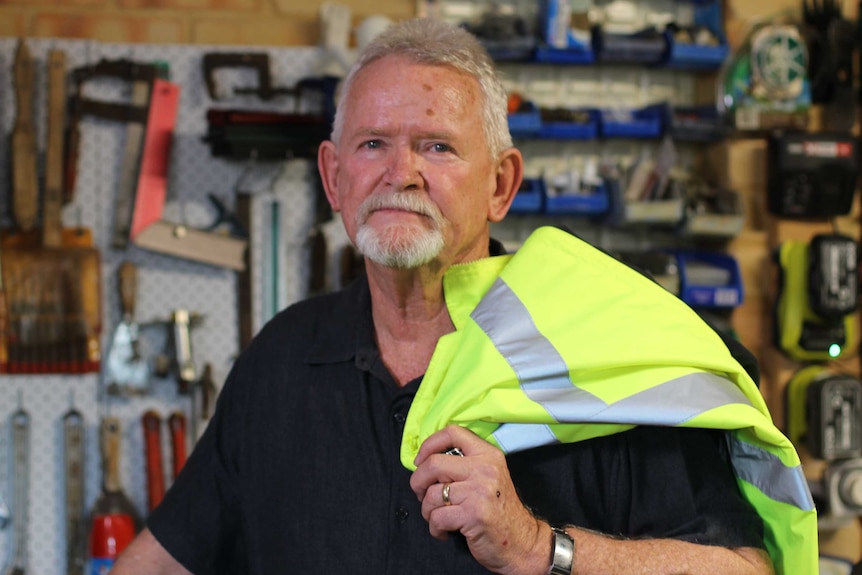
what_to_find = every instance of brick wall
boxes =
[0,0,416,46]
[0,0,856,46]
[1,0,851,48]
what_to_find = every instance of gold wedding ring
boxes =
[442,482,452,506]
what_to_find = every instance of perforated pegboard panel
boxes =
[0,37,326,574]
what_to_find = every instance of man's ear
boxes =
[318,140,341,212]
[488,148,524,223]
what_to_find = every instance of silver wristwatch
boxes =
[548,527,575,575]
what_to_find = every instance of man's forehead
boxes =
[355,55,477,88]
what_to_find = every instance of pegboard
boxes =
[0,37,328,574]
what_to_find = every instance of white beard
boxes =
[353,193,446,269]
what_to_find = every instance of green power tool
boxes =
[774,235,857,361]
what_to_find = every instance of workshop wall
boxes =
[1,0,861,572]
[0,36,330,574]
[0,0,852,49]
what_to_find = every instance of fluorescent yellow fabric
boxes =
[400,226,817,575]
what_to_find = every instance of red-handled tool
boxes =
[168,411,187,480]
[142,410,165,511]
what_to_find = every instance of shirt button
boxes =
[393,412,406,424]
[395,507,409,522]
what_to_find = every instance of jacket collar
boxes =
[305,238,508,366]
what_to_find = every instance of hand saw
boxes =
[66,59,157,244]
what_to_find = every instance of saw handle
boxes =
[142,410,165,511]
[168,411,187,480]
[118,261,137,318]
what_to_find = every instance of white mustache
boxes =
[356,193,443,225]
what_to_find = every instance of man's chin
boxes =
[356,226,444,269]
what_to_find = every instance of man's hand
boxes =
[410,425,548,575]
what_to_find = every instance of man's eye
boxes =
[363,140,382,149]
[432,143,451,153]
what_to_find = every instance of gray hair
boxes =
[330,17,513,159]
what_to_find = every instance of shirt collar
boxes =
[304,238,508,366]
[305,275,375,365]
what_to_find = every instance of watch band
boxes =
[548,527,575,575]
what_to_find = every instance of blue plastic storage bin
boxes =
[508,105,543,138]
[600,105,663,138]
[545,185,609,216]
[669,250,744,308]
[509,178,546,214]
[537,109,599,139]
[591,26,667,64]
[664,1,728,69]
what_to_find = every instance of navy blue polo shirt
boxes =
[148,266,765,574]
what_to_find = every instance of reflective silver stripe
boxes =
[473,277,811,511]
[728,434,815,511]
[493,423,558,453]
[472,279,751,424]
[471,279,606,419]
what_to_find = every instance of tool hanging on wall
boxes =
[67,58,246,269]
[11,38,38,234]
[767,131,858,218]
[88,417,141,572]
[92,417,142,529]
[802,0,856,129]
[775,234,858,361]
[2,47,102,374]
[142,410,166,512]
[168,411,188,479]
[64,397,86,575]
[787,365,862,528]
[201,51,338,119]
[143,410,191,513]
[105,261,151,396]
[66,58,158,241]
[8,399,31,575]
[130,80,248,271]
[786,365,862,460]
[195,363,219,441]
[720,22,811,130]
[150,309,207,441]
[10,36,37,230]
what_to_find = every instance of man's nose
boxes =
[386,146,423,190]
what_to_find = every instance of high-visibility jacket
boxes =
[401,226,817,575]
